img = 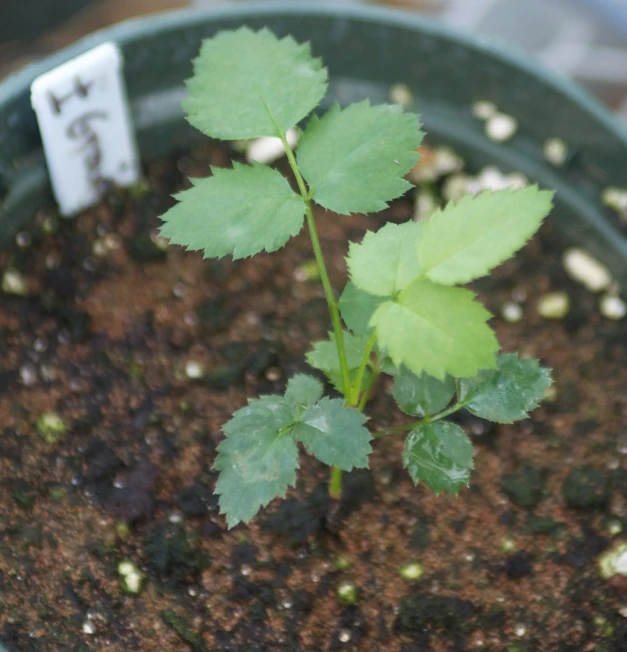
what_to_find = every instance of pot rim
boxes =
[2,1,626,146]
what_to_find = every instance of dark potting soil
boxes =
[0,141,626,651]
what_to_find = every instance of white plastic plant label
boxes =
[30,42,140,216]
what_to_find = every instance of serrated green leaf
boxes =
[403,421,473,494]
[284,374,324,410]
[214,396,298,528]
[183,28,328,139]
[459,353,552,423]
[338,281,384,336]
[160,163,305,260]
[393,367,455,417]
[297,102,422,214]
[370,279,498,380]
[417,187,553,285]
[347,221,423,297]
[292,398,371,470]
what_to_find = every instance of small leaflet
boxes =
[30,42,140,216]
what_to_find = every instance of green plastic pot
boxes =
[1,2,626,288]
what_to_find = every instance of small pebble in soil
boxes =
[337,581,358,606]
[399,562,424,581]
[512,286,527,302]
[562,248,612,292]
[83,257,96,272]
[15,230,32,247]
[389,82,413,108]
[469,166,527,193]
[36,411,66,443]
[606,519,623,536]
[601,186,627,219]
[247,128,298,165]
[410,146,463,183]
[485,113,518,142]
[265,366,281,381]
[172,282,186,298]
[118,561,143,594]
[598,543,627,579]
[45,251,61,269]
[338,629,352,643]
[433,147,463,176]
[472,99,498,120]
[501,301,523,323]
[294,260,320,282]
[537,291,570,319]
[378,467,394,486]
[2,268,29,295]
[184,361,205,379]
[443,173,472,201]
[335,556,351,571]
[543,138,568,166]
[82,620,96,635]
[600,294,626,320]
[544,384,558,403]
[413,190,439,221]
[92,239,108,257]
[501,538,516,553]
[19,363,37,386]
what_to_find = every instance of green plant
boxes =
[160,28,553,528]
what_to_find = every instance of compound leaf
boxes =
[459,353,552,423]
[338,281,384,336]
[393,367,455,417]
[403,421,473,494]
[292,398,371,470]
[160,163,305,260]
[347,221,423,297]
[370,279,498,380]
[297,102,422,214]
[183,27,328,139]
[284,374,324,411]
[417,187,554,285]
[214,396,298,528]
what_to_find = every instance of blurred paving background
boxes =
[1,0,627,119]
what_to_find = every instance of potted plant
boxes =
[1,4,626,650]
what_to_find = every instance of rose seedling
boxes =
[160,28,553,528]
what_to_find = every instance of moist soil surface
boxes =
[0,142,626,652]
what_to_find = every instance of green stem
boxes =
[357,369,379,411]
[278,128,351,503]
[279,131,351,399]
[350,330,377,406]
[371,399,470,438]
[329,466,343,500]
